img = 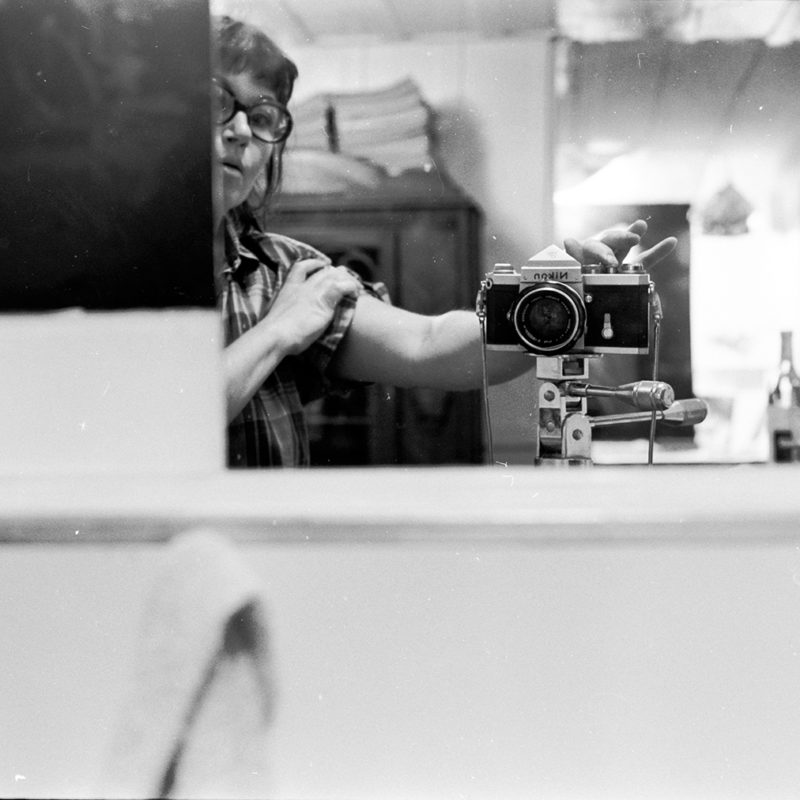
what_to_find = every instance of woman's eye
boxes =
[250,109,276,129]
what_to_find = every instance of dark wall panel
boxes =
[0,0,215,309]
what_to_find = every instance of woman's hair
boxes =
[213,15,299,208]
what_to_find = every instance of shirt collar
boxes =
[224,208,278,279]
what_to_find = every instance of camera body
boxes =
[481,245,652,356]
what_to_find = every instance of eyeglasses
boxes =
[213,79,293,144]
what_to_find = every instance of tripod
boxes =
[532,355,707,465]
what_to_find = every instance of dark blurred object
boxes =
[0,0,215,310]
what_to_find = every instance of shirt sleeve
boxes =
[251,230,391,404]
[295,274,390,404]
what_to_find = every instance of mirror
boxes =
[6,0,797,468]
[211,0,800,466]
[13,0,787,468]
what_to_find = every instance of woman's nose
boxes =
[225,110,253,142]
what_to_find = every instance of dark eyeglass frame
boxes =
[213,79,293,144]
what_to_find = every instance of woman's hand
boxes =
[563,219,677,269]
[264,257,361,356]
[223,257,361,421]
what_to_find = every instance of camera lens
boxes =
[511,282,586,354]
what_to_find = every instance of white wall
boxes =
[4,520,800,798]
[288,34,555,269]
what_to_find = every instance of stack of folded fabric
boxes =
[290,77,435,178]
[289,91,333,152]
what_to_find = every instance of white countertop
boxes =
[0,462,795,544]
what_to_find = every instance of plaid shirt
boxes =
[220,211,389,468]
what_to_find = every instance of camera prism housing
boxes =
[481,245,652,356]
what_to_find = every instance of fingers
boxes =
[296,263,361,311]
[638,236,677,268]
[565,220,675,269]
[288,258,361,299]
[563,237,585,263]
[586,238,630,267]
[625,219,648,239]
[325,266,362,300]
[605,220,677,267]
[565,236,630,268]
[599,229,641,254]
[307,262,359,288]
[290,257,332,281]
[565,222,643,267]
[594,226,643,266]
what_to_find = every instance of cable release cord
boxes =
[648,289,664,465]
[476,283,495,465]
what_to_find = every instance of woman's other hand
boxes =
[563,219,677,269]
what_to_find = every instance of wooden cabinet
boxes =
[269,177,484,465]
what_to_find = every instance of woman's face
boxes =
[214,71,276,218]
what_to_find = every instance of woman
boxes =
[212,15,675,467]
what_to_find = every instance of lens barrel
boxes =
[511,282,586,355]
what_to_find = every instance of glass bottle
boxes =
[767,330,800,462]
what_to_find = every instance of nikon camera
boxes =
[479,244,653,356]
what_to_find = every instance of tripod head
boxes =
[533,355,707,465]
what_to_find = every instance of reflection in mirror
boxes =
[214,0,800,466]
[554,5,800,463]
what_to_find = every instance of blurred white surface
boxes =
[2,464,800,799]
[0,310,225,476]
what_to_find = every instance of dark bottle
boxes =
[767,331,800,462]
